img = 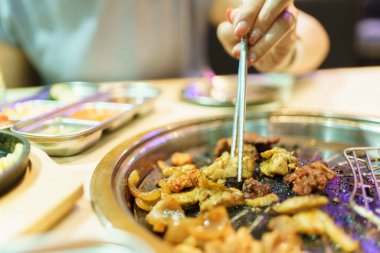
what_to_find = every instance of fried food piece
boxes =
[174,244,203,253]
[165,188,201,207]
[272,195,329,214]
[199,188,244,212]
[127,170,161,202]
[171,152,193,166]
[214,132,280,157]
[146,197,185,233]
[245,193,280,208]
[204,227,262,253]
[166,167,201,193]
[169,207,235,250]
[214,138,258,159]
[242,178,271,199]
[292,209,359,252]
[161,164,197,177]
[284,161,336,195]
[202,152,255,180]
[261,230,305,253]
[260,147,298,177]
[268,209,359,253]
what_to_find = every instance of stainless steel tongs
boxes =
[230,36,249,182]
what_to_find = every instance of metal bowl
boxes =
[0,130,30,194]
[90,110,380,252]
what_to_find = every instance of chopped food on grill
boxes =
[272,195,329,214]
[164,188,200,207]
[146,197,185,233]
[203,227,263,253]
[244,192,280,207]
[171,152,193,166]
[213,132,279,158]
[214,138,258,159]
[165,166,200,193]
[242,178,271,199]
[269,209,359,253]
[260,147,298,177]
[284,161,336,195]
[127,170,161,202]
[199,188,244,212]
[202,152,255,180]
[261,229,304,253]
[127,132,361,253]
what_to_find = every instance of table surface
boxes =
[4,66,380,243]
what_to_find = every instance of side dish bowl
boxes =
[0,130,31,194]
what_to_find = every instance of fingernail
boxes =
[249,28,261,45]
[234,21,248,36]
[226,7,233,23]
[249,52,256,64]
[232,44,240,59]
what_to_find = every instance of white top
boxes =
[0,0,212,83]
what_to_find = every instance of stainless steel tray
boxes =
[0,82,102,130]
[182,73,294,108]
[90,110,380,253]
[11,82,160,156]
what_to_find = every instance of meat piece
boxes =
[202,152,255,180]
[268,209,359,253]
[260,147,298,177]
[284,161,336,195]
[242,178,271,199]
[161,164,197,177]
[199,188,244,212]
[168,207,235,248]
[166,167,201,193]
[292,209,359,252]
[146,197,185,232]
[171,152,193,166]
[272,195,329,214]
[204,227,262,253]
[214,138,258,159]
[244,193,280,207]
[243,132,280,147]
[261,230,304,253]
[166,188,200,207]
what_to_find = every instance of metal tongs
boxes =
[230,36,249,182]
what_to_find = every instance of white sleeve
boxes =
[0,1,18,46]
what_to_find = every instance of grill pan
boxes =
[91,110,380,252]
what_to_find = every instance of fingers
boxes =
[248,0,292,45]
[248,9,296,65]
[217,21,240,58]
[232,0,265,37]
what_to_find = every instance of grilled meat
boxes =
[171,152,193,166]
[202,152,255,180]
[260,147,298,177]
[272,195,329,214]
[242,178,271,199]
[284,161,336,195]
[146,197,185,233]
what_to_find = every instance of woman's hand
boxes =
[217,0,298,72]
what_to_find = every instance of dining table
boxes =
[1,65,380,250]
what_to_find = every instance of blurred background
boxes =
[208,0,380,74]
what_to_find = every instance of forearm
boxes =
[0,41,40,87]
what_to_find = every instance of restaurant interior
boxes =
[0,0,380,252]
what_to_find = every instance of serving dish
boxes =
[0,130,30,193]
[0,82,102,130]
[91,110,380,252]
[11,82,160,156]
[182,73,293,107]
